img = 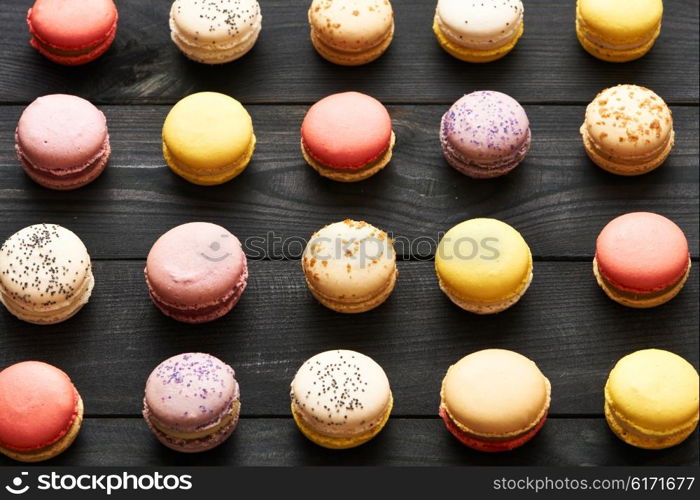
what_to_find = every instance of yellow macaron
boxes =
[605,349,699,449]
[435,218,532,314]
[576,0,663,62]
[162,92,256,185]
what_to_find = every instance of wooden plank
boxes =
[0,0,696,104]
[1,260,697,417]
[0,417,696,466]
[1,105,697,259]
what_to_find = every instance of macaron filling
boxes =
[145,398,240,441]
[594,257,690,296]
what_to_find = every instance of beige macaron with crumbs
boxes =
[580,84,674,175]
[302,219,397,313]
[308,0,395,65]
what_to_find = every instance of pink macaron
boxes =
[594,212,691,308]
[145,222,248,323]
[143,353,240,453]
[300,91,395,182]
[15,94,110,190]
[440,91,531,179]
[27,0,118,66]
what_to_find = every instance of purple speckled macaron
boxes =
[143,353,240,453]
[440,91,531,179]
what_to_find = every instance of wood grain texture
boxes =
[1,261,697,418]
[0,0,697,104]
[1,105,697,259]
[1,418,696,467]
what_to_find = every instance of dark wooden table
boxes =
[0,0,697,466]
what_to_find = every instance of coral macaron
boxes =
[441,91,531,178]
[162,92,256,185]
[605,349,698,449]
[27,0,118,65]
[291,350,393,449]
[581,85,674,175]
[145,222,248,323]
[301,92,395,182]
[143,353,241,453]
[439,349,551,452]
[594,212,690,308]
[15,94,110,190]
[0,361,83,462]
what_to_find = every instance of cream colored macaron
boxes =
[302,219,397,313]
[169,0,262,64]
[0,224,94,324]
[580,84,674,175]
[308,0,395,65]
[290,349,393,449]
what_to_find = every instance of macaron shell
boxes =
[308,0,394,52]
[290,350,392,439]
[303,220,397,305]
[578,0,662,44]
[301,92,392,169]
[144,353,239,432]
[162,92,254,172]
[435,0,523,49]
[435,218,532,303]
[28,0,117,50]
[605,349,699,434]
[441,91,530,162]
[0,361,79,451]
[146,222,247,307]
[595,212,689,293]
[16,94,108,172]
[441,349,551,437]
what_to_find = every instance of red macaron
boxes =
[27,0,118,66]
[300,91,395,182]
[0,361,84,462]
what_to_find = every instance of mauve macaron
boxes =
[145,222,248,323]
[440,91,531,178]
[594,212,691,308]
[301,91,395,182]
[143,353,240,453]
[15,94,110,190]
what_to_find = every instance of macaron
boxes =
[162,92,256,185]
[169,0,262,64]
[15,94,110,190]
[290,349,393,449]
[302,219,397,313]
[433,0,524,63]
[576,0,663,62]
[143,353,241,453]
[593,212,690,308]
[605,349,698,449]
[301,92,395,182]
[27,0,118,65]
[435,218,532,314]
[580,84,674,176]
[145,222,248,323]
[0,224,94,324]
[439,349,551,452]
[440,91,531,178]
[308,0,394,66]
[0,361,83,462]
